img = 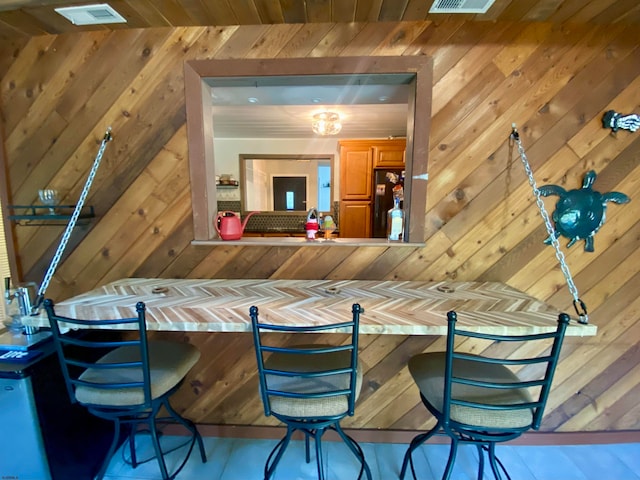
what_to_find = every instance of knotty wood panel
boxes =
[1,1,640,39]
[1,20,639,434]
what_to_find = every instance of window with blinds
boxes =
[0,202,11,323]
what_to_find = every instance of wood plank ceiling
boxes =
[1,0,639,39]
[1,1,639,436]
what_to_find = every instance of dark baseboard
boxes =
[165,424,640,446]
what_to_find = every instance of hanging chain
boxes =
[509,125,588,324]
[31,128,113,314]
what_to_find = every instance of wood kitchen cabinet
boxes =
[339,201,372,238]
[339,144,373,200]
[339,139,406,237]
[373,140,406,168]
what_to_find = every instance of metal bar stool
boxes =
[400,310,570,480]
[44,299,207,480]
[250,303,372,480]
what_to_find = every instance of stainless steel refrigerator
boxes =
[372,169,404,238]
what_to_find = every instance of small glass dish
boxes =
[38,189,59,214]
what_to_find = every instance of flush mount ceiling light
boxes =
[55,3,126,25]
[429,0,496,14]
[312,112,342,136]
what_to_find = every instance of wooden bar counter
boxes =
[32,278,596,336]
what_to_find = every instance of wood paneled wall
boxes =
[1,21,639,433]
[1,0,639,38]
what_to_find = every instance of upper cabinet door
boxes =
[372,139,406,168]
[340,146,373,200]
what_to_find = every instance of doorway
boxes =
[273,177,307,211]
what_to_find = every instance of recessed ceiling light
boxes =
[247,97,259,103]
[378,96,389,102]
[312,98,322,103]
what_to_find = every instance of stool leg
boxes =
[333,423,372,480]
[488,443,508,480]
[147,414,170,480]
[94,419,121,480]
[128,423,138,468]
[305,431,311,463]
[400,421,441,480]
[163,398,207,463]
[442,437,459,480]
[265,425,294,479]
[476,444,484,480]
[314,428,326,480]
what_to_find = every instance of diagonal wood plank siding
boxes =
[1,21,639,433]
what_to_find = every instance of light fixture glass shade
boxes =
[312,112,342,135]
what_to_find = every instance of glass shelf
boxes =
[7,205,95,225]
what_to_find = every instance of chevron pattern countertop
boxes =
[33,278,596,337]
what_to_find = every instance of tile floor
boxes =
[102,433,640,480]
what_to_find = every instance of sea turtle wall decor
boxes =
[539,170,630,252]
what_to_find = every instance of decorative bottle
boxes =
[387,195,404,241]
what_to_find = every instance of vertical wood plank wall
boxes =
[1,21,639,433]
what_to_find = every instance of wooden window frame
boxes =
[184,56,432,243]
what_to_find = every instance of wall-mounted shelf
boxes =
[216,184,238,189]
[7,205,95,225]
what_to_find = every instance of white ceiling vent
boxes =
[429,0,496,14]
[55,3,126,25]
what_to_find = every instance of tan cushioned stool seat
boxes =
[265,345,363,418]
[76,340,200,406]
[409,352,534,429]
